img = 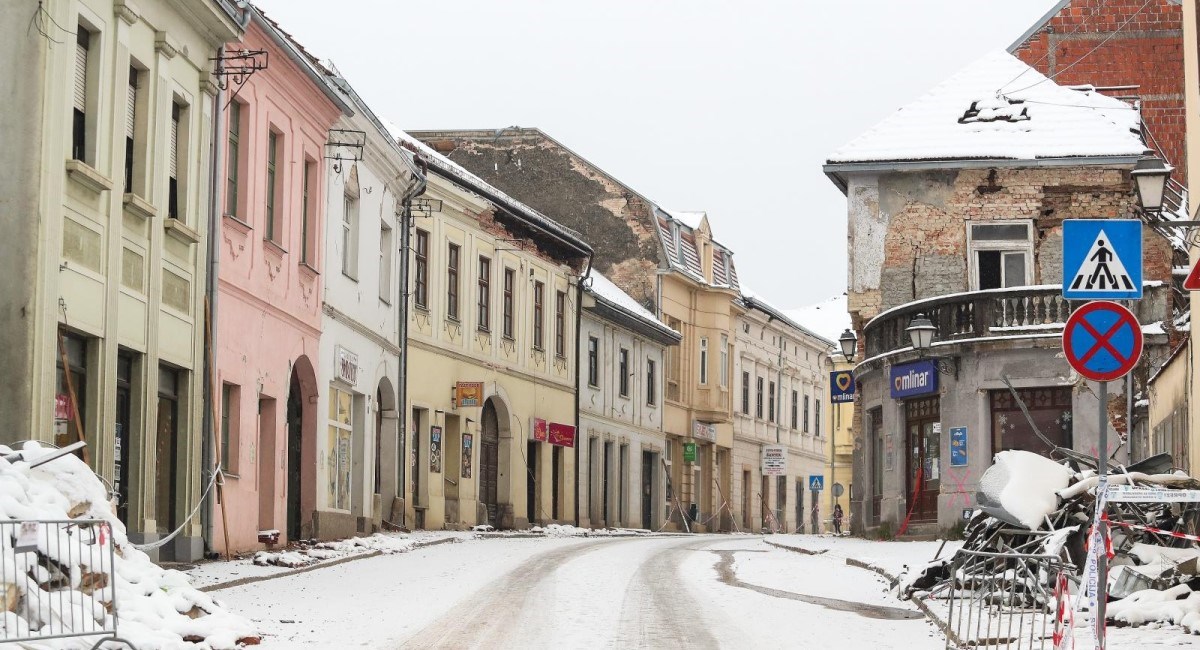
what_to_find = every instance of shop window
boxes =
[329,386,354,511]
[990,387,1072,456]
[55,329,90,450]
[155,365,182,534]
[968,221,1033,290]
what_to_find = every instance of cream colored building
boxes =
[579,272,680,530]
[825,352,854,526]
[0,0,242,560]
[654,209,740,531]
[732,292,833,533]
[397,133,591,530]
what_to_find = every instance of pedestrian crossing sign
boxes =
[1062,219,1142,300]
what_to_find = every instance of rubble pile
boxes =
[898,449,1200,636]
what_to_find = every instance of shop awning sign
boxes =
[547,423,576,448]
[890,360,938,399]
[455,382,484,408]
[830,371,855,403]
[531,418,548,442]
[692,420,717,442]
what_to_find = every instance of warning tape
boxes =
[1102,514,1200,543]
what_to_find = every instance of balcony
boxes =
[863,283,1167,360]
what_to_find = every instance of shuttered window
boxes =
[226,102,240,217]
[168,103,180,219]
[124,67,137,193]
[72,28,89,161]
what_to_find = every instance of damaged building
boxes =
[825,51,1177,537]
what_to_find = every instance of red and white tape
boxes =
[1102,514,1200,543]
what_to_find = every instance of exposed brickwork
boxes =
[854,166,1172,324]
[1012,0,1185,182]
[410,130,663,307]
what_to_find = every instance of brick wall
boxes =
[1011,0,1185,182]
[850,165,1172,324]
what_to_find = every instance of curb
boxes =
[762,538,827,555]
[202,536,459,592]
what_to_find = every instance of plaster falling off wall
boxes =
[848,177,885,296]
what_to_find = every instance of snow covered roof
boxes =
[740,286,835,348]
[654,207,740,290]
[250,7,354,117]
[381,119,591,258]
[585,271,680,344]
[826,51,1145,170]
[785,294,851,344]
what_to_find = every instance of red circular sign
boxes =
[1062,300,1143,382]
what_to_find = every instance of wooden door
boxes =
[480,401,500,526]
[905,397,940,523]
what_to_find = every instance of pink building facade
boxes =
[213,11,350,553]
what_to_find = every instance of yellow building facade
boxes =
[399,135,591,530]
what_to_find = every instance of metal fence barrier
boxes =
[943,548,1069,650]
[0,519,135,648]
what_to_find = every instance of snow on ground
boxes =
[767,534,962,579]
[218,533,945,648]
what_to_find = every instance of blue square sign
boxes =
[1062,219,1142,300]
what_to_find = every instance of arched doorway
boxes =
[286,356,318,541]
[375,378,398,509]
[480,400,500,527]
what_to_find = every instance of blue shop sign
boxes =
[890,360,939,399]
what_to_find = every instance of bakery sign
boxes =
[335,346,359,386]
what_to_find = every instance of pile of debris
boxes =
[898,448,1200,637]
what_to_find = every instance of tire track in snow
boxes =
[615,536,724,649]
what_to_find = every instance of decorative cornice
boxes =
[155,32,181,59]
[321,303,400,356]
[200,72,220,98]
[114,0,141,25]
[408,338,574,394]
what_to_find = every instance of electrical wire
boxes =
[1003,0,1156,96]
[998,0,1115,93]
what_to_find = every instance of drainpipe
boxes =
[574,252,594,527]
[200,43,229,556]
[397,158,427,530]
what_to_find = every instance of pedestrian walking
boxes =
[833,503,844,536]
[810,502,820,535]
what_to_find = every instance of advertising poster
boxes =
[456,382,484,408]
[430,426,442,474]
[461,433,473,479]
[532,418,548,442]
[548,423,576,447]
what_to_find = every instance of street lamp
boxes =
[906,313,937,351]
[1131,152,1172,214]
[838,328,857,362]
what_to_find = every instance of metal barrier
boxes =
[0,519,135,648]
[942,548,1069,650]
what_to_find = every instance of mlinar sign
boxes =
[890,360,938,399]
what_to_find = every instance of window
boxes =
[55,329,90,449]
[647,359,657,406]
[168,102,183,219]
[123,66,138,193]
[301,160,315,264]
[265,131,279,241]
[814,401,821,437]
[741,371,750,414]
[477,256,491,331]
[990,387,1072,456]
[619,348,630,397]
[803,395,811,433]
[328,386,354,511]
[379,222,393,302]
[343,194,359,279]
[414,230,428,308]
[155,366,182,532]
[503,268,515,339]
[220,383,239,473]
[533,281,544,349]
[226,101,242,217]
[968,221,1033,290]
[755,377,764,419]
[791,389,799,429]
[699,337,709,385]
[768,381,776,422]
[72,27,92,163]
[447,243,460,320]
[587,336,599,387]
[666,317,682,401]
[555,290,566,357]
[719,335,729,387]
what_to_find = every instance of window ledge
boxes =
[223,472,240,480]
[379,296,392,306]
[299,262,320,277]
[164,218,200,245]
[122,193,156,220]
[65,160,112,194]
[414,305,429,314]
[264,238,288,256]
[223,213,253,233]
[342,271,359,283]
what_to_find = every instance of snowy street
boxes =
[212,534,940,648]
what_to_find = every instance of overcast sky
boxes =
[252,0,1059,309]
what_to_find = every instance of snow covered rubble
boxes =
[0,442,257,648]
[895,449,1200,639]
[251,533,426,568]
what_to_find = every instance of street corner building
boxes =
[210,6,354,553]
[393,131,592,531]
[824,50,1179,538]
[0,0,245,561]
